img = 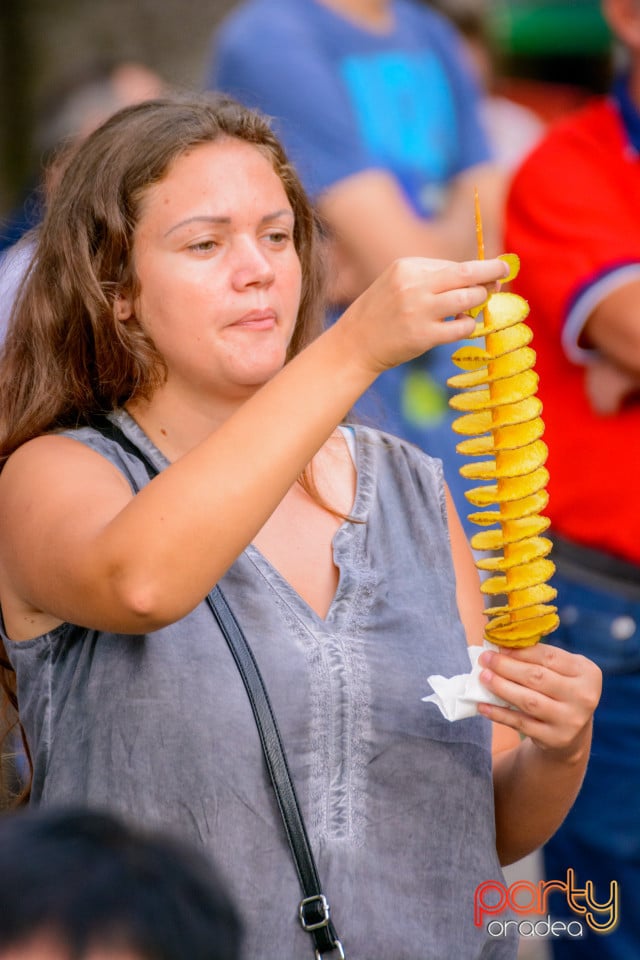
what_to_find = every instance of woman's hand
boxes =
[478,643,602,762]
[336,256,510,376]
[484,643,602,865]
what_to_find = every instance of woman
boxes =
[0,96,600,959]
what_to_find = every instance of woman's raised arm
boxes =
[0,257,509,638]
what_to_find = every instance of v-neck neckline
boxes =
[245,425,373,628]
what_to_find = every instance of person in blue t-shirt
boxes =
[206,0,506,534]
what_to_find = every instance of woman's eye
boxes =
[188,240,217,253]
[267,231,289,245]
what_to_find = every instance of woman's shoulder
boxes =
[2,426,137,488]
[350,422,444,472]
[348,423,447,516]
[1,430,103,480]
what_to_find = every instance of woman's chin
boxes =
[228,356,287,387]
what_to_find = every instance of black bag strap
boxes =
[90,416,345,959]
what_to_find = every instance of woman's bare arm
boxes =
[0,257,509,637]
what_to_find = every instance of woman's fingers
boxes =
[338,255,512,375]
[407,257,511,333]
[426,257,510,295]
[481,645,576,691]
[430,314,477,346]
[432,285,491,323]
[479,645,600,708]
[477,645,602,751]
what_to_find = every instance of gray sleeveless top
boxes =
[4,412,516,959]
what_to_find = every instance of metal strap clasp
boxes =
[315,940,345,960]
[299,893,331,931]
[299,895,346,957]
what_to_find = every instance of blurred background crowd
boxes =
[0,0,613,234]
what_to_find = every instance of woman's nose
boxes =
[231,239,275,290]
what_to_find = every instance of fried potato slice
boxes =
[456,418,544,456]
[471,518,550,552]
[498,253,521,282]
[470,292,530,336]
[485,602,557,623]
[467,490,549,526]
[485,611,559,647]
[485,291,530,327]
[464,466,550,506]
[492,369,539,404]
[451,345,491,370]
[480,557,556,595]
[490,396,543,428]
[483,323,532,359]
[460,439,547,480]
[475,535,552,570]
[456,433,494,456]
[492,418,544,451]
[451,397,542,435]
[449,369,538,411]
[485,583,558,617]
[496,466,550,499]
[451,410,494,435]
[447,347,536,389]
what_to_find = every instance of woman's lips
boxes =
[232,309,276,330]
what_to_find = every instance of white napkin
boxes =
[422,641,509,721]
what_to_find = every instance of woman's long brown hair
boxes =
[0,94,330,804]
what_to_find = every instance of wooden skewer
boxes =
[474,186,485,260]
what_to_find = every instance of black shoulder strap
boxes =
[90,416,345,959]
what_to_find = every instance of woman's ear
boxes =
[114,291,134,322]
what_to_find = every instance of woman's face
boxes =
[120,137,303,404]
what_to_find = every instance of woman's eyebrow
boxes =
[164,209,294,238]
[164,215,229,237]
[260,208,295,223]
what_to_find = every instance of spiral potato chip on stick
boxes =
[447,195,559,648]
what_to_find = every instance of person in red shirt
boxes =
[505,1,640,956]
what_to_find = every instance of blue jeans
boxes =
[543,566,640,959]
